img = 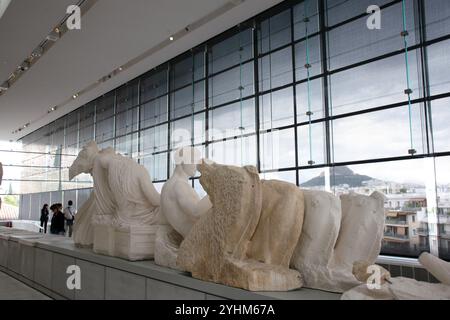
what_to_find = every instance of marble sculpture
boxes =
[155,147,212,269]
[342,252,450,300]
[68,142,403,294]
[291,190,386,293]
[69,141,164,261]
[177,161,304,291]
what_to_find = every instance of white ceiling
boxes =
[0,0,282,142]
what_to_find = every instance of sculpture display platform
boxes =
[177,161,304,291]
[69,141,164,261]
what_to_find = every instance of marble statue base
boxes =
[93,220,158,261]
[154,225,183,270]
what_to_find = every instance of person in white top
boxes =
[63,200,76,237]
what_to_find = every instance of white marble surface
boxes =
[69,141,163,260]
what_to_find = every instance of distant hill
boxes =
[300,166,374,188]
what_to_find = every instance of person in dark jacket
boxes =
[39,204,49,233]
[50,203,65,235]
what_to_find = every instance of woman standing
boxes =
[39,204,49,233]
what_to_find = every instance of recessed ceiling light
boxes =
[72,94,79,99]
[118,67,123,71]
[169,36,174,41]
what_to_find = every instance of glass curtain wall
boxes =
[3,0,450,260]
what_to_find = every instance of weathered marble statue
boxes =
[419,252,450,285]
[69,141,164,261]
[69,142,98,248]
[72,192,96,248]
[155,147,212,269]
[291,191,386,293]
[342,252,450,300]
[177,161,304,291]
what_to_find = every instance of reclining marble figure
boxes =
[177,161,304,291]
[155,147,212,269]
[342,252,450,300]
[69,141,164,261]
[290,190,386,293]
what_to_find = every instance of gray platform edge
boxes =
[0,227,341,300]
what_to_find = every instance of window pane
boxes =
[295,35,321,80]
[259,87,294,130]
[116,107,138,137]
[64,111,79,154]
[209,99,256,141]
[259,9,292,54]
[95,93,115,122]
[260,128,296,170]
[328,1,417,70]
[325,0,393,26]
[140,124,168,155]
[296,78,324,122]
[51,119,65,152]
[208,28,253,75]
[171,55,193,90]
[170,81,205,119]
[299,167,329,190]
[209,135,257,167]
[208,62,254,107]
[79,103,95,147]
[95,118,114,143]
[329,159,431,258]
[116,80,139,113]
[140,95,168,129]
[259,46,293,91]
[332,105,425,162]
[435,156,450,260]
[298,122,325,166]
[261,170,297,184]
[427,39,450,96]
[430,98,450,153]
[115,133,138,158]
[140,67,168,102]
[293,0,319,40]
[95,93,115,143]
[425,0,450,40]
[171,113,205,149]
[142,152,167,182]
[329,51,420,115]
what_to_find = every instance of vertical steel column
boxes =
[318,0,332,191]
[290,6,300,186]
[253,21,261,172]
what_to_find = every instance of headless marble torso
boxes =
[161,164,211,238]
[94,148,161,226]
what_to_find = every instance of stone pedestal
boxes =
[115,225,158,261]
[93,224,115,257]
[93,218,158,261]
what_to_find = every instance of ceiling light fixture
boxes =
[169,36,174,41]
[72,94,79,99]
